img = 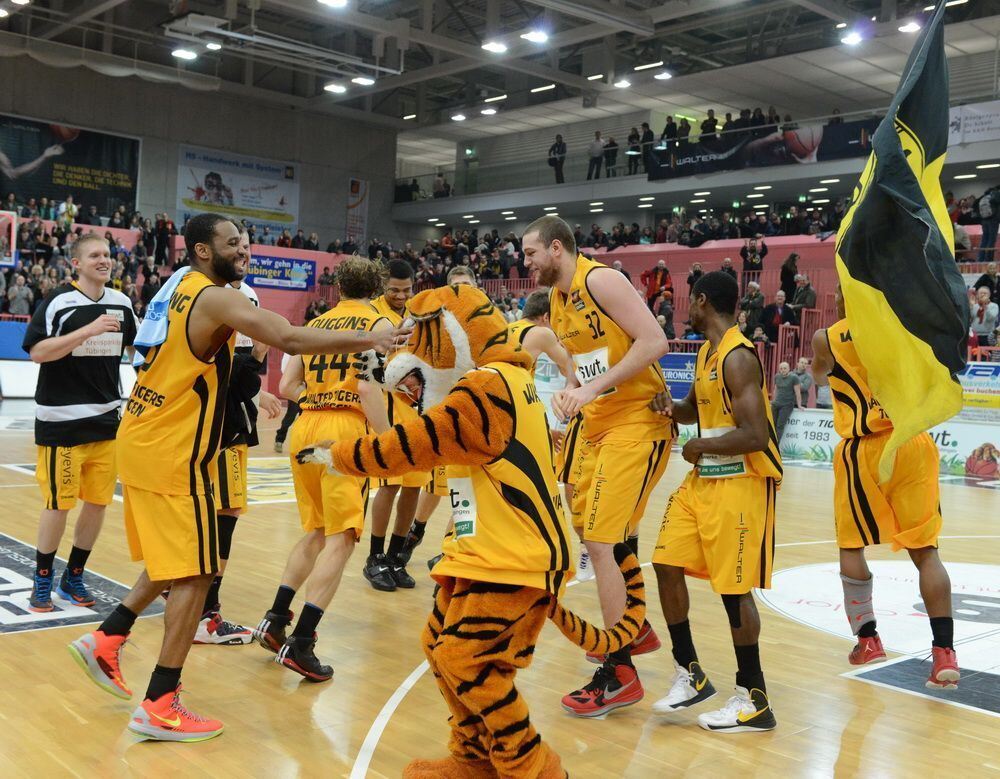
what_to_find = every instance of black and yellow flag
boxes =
[835,1,969,481]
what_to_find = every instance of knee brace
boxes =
[217,513,238,560]
[721,593,744,629]
[840,573,875,635]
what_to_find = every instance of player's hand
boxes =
[83,314,121,339]
[369,324,412,354]
[553,384,597,422]
[258,390,282,419]
[550,428,565,453]
[681,437,706,465]
[649,391,673,417]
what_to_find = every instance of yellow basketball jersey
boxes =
[298,299,385,413]
[119,271,235,496]
[826,318,893,439]
[437,361,573,596]
[507,319,537,367]
[549,254,667,441]
[692,326,782,482]
[371,294,404,326]
[371,295,415,421]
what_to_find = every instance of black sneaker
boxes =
[363,554,397,592]
[253,609,292,654]
[397,524,424,565]
[276,635,333,682]
[426,553,444,571]
[388,555,416,589]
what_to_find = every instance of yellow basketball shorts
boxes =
[424,464,450,497]
[556,413,589,487]
[571,432,670,543]
[834,430,942,551]
[215,443,248,511]
[36,439,117,510]
[653,472,777,594]
[123,485,219,581]
[290,410,370,537]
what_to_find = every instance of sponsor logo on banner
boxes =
[659,352,696,398]
[948,99,1000,146]
[956,362,1000,423]
[244,253,315,291]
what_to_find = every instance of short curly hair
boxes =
[336,255,385,300]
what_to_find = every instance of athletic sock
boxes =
[271,585,295,618]
[370,534,385,558]
[66,545,91,576]
[410,521,426,540]
[607,646,633,667]
[203,576,223,616]
[291,602,324,639]
[858,620,878,638]
[145,665,182,702]
[668,619,698,668]
[734,643,766,694]
[930,616,954,649]
[36,549,56,578]
[625,535,639,557]
[387,533,407,559]
[100,604,138,637]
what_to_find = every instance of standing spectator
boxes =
[548,134,567,183]
[37,196,54,220]
[57,194,78,228]
[784,205,807,235]
[700,109,719,146]
[154,212,176,265]
[640,122,655,172]
[660,116,678,151]
[611,259,632,283]
[7,275,34,315]
[640,259,672,309]
[720,256,737,281]
[977,185,1000,262]
[77,205,100,226]
[276,229,292,248]
[622,127,639,176]
[677,118,691,148]
[749,107,767,137]
[603,137,618,177]
[739,281,765,332]
[291,229,306,249]
[780,253,800,300]
[974,262,1000,304]
[586,131,605,180]
[971,286,999,345]
[304,232,320,251]
[739,236,767,289]
[793,357,813,406]
[771,361,803,443]
[318,266,335,285]
[788,274,817,316]
[761,290,796,340]
[686,262,703,291]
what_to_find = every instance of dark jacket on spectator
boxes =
[760,301,797,341]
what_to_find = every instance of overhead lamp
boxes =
[898,21,921,33]
[841,31,863,46]
[505,216,518,221]
[352,76,375,86]
[484,94,507,103]
[451,113,466,121]
[754,185,772,191]
[589,208,603,213]
[427,218,439,222]
[835,22,847,29]
[820,178,840,183]
[587,74,604,81]
[462,214,475,219]
[530,84,555,93]
[976,163,1000,169]
[634,60,664,72]
[318,0,349,7]
[12,0,31,4]
[205,42,222,51]
[754,204,770,210]
[637,204,653,209]
[589,201,604,206]
[694,191,711,196]
[690,198,706,204]
[954,173,977,179]
[809,187,828,193]
[613,79,631,89]
[520,30,548,44]
[548,213,559,217]
[171,48,198,60]
[481,108,497,116]
[0,9,8,16]
[639,196,655,201]
[812,199,830,204]
[654,71,673,81]
[435,222,446,227]
[923,0,966,8]
[543,206,558,211]
[746,193,764,199]
[482,41,508,54]
[468,220,480,224]
[501,211,514,215]
[403,113,417,120]
[324,82,347,93]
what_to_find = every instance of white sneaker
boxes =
[193,612,253,645]
[652,661,716,712]
[697,686,776,733]
[575,549,595,582]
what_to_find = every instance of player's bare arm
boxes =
[279,355,305,403]
[528,327,578,387]
[650,380,697,425]
[810,329,833,387]
[29,315,120,364]
[682,348,769,464]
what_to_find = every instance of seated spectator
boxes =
[639,227,654,244]
[736,310,750,336]
[656,314,675,340]
[611,259,632,283]
[641,259,673,309]
[760,289,797,340]
[971,286,999,345]
[77,204,101,226]
[788,274,817,315]
[955,223,974,261]
[752,325,769,344]
[7,274,34,315]
[739,281,765,331]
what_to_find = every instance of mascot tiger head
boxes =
[381,284,532,412]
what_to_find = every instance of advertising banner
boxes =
[948,100,1000,146]
[244,252,315,291]
[177,145,299,234]
[0,113,139,214]
[1,210,14,267]
[956,361,1000,423]
[345,177,369,245]
[659,352,697,399]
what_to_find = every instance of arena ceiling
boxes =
[2,0,997,140]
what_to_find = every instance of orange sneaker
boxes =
[68,630,132,699]
[586,620,661,664]
[128,685,224,742]
[926,647,960,689]
[848,635,887,666]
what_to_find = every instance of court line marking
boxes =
[349,536,1000,775]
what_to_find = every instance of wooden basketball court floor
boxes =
[0,400,998,778]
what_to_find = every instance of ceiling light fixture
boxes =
[318,0,349,7]
[812,199,830,204]
[924,0,965,9]
[746,193,764,199]
[403,113,416,120]
[820,178,841,184]
[484,94,507,103]
[690,198,706,204]
[543,206,558,211]
[841,31,863,46]
[835,22,847,29]
[205,42,222,51]
[898,21,921,33]
[637,204,653,208]
[634,60,664,72]
[0,9,9,16]
[469,220,480,224]
[530,83,555,93]
[324,82,347,93]
[976,163,1000,169]
[481,108,497,116]
[435,222,446,227]
[589,208,604,213]
[462,214,475,219]
[11,0,31,5]
[589,201,604,206]
[809,187,828,193]
[520,30,548,43]
[754,185,772,191]
[505,216,518,221]
[954,173,977,179]
[451,113,466,121]
[501,211,514,215]
[587,73,604,81]
[171,48,198,60]
[694,191,711,196]
[613,79,631,89]
[427,218,438,222]
[351,76,375,86]
[482,41,508,54]
[654,71,673,81]
[639,196,655,201]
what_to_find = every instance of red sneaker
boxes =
[561,661,643,717]
[586,621,661,664]
[848,635,886,666]
[128,685,224,742]
[926,647,960,689]
[68,630,132,699]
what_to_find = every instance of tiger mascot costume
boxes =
[298,284,646,779]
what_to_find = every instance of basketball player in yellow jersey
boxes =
[649,271,780,733]
[811,286,959,689]
[522,215,672,717]
[68,215,407,742]
[253,257,393,681]
[364,259,426,592]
